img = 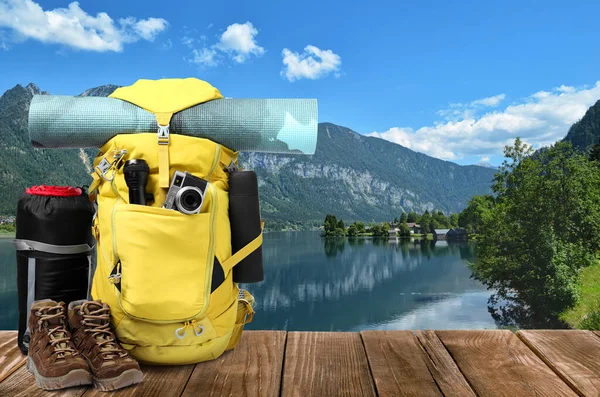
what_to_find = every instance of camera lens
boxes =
[176,187,203,214]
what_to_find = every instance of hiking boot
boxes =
[27,299,93,390]
[68,299,143,391]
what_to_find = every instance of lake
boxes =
[0,232,497,331]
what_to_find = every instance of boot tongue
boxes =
[83,302,120,358]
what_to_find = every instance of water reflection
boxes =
[242,233,496,331]
[0,233,496,331]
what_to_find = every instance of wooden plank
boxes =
[281,332,376,397]
[182,331,286,397]
[0,331,26,383]
[517,330,600,397]
[415,331,477,397]
[83,364,195,397]
[0,365,87,397]
[361,330,444,397]
[436,330,579,397]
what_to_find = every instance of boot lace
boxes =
[38,305,78,359]
[81,302,128,359]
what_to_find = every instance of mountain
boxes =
[562,100,600,151]
[242,123,496,229]
[0,84,91,215]
[79,84,120,97]
[0,83,497,229]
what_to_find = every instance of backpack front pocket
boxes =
[112,200,217,322]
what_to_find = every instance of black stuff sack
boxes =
[14,185,95,355]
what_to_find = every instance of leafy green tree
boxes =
[589,140,600,162]
[355,222,366,234]
[449,213,459,228]
[324,214,338,234]
[337,219,345,230]
[458,195,494,234]
[407,211,418,223]
[398,221,411,237]
[399,212,408,224]
[347,224,358,236]
[419,210,431,231]
[470,138,600,328]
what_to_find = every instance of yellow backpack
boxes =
[87,78,260,365]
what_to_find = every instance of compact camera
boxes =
[163,171,209,215]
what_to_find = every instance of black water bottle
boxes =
[123,159,149,205]
[229,170,264,283]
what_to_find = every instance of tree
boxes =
[355,222,366,234]
[458,195,494,234]
[347,224,358,236]
[470,139,600,328]
[407,211,418,223]
[449,213,459,228]
[589,140,600,162]
[337,219,345,230]
[419,210,431,232]
[324,214,338,234]
[398,221,411,237]
[399,212,408,223]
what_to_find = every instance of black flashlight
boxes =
[123,159,149,205]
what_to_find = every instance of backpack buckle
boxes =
[158,124,170,145]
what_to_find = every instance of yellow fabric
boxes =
[89,131,256,365]
[109,78,224,190]
[108,78,223,115]
[158,141,170,187]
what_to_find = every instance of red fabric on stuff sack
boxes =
[25,185,82,197]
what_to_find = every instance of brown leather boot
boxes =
[68,299,143,391]
[27,299,93,390]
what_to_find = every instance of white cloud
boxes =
[368,82,600,161]
[479,156,490,163]
[187,21,264,66]
[281,45,341,82]
[216,22,265,63]
[0,0,167,52]
[471,94,505,107]
[190,47,218,67]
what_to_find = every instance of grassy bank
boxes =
[0,231,15,238]
[560,261,600,330]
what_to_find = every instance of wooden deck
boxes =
[1,330,600,396]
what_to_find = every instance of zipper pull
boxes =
[175,321,190,339]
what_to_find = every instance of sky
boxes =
[0,0,599,166]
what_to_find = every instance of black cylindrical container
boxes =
[229,170,264,283]
[15,186,95,355]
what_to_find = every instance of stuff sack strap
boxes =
[14,239,95,254]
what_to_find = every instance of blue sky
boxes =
[1,0,599,166]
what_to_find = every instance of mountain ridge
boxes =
[0,83,499,229]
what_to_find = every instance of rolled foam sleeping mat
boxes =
[14,185,95,355]
[28,95,318,154]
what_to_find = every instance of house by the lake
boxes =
[433,228,468,240]
[406,223,421,234]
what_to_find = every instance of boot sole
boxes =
[27,357,93,390]
[93,368,144,391]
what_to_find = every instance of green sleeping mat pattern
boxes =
[28,95,318,155]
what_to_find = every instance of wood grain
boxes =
[361,330,443,397]
[415,331,477,397]
[0,331,26,383]
[0,365,87,397]
[436,330,579,397]
[182,331,286,397]
[83,364,195,397]
[517,330,600,397]
[281,332,376,397]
